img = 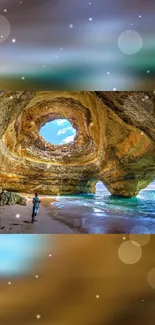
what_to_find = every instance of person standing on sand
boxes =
[31,193,41,223]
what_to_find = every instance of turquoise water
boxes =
[55,190,155,219]
[51,189,155,234]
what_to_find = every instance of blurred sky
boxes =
[0,235,48,277]
[0,0,155,89]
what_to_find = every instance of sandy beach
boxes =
[0,196,76,234]
[1,192,155,234]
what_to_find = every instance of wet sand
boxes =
[1,194,155,234]
[50,204,155,234]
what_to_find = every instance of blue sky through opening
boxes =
[40,119,76,145]
[96,181,155,191]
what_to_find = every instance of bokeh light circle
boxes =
[130,226,150,246]
[118,30,142,55]
[118,240,142,264]
[0,15,11,43]
[147,268,155,289]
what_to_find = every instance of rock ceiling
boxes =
[0,91,155,197]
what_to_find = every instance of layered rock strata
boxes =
[0,91,155,197]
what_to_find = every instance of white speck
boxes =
[142,299,145,302]
[4,9,7,12]
[142,98,145,101]
[36,314,41,319]
[145,95,149,99]
[147,70,150,74]
[141,132,144,135]
[21,76,25,80]
[131,23,133,26]
[89,17,93,21]
[49,254,52,257]
[123,237,126,240]
[8,282,11,285]
[10,96,13,99]
[1,35,4,39]
[12,38,16,43]
[69,24,73,28]
[96,294,99,299]
[107,72,110,75]
[89,2,91,5]
[139,15,142,18]
[113,88,116,91]
[20,1,22,4]
[55,55,58,58]
[16,214,20,218]
[35,275,39,278]
[60,48,63,51]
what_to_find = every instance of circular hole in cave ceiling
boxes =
[40,119,76,145]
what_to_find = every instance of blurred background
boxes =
[1,234,155,324]
[0,0,155,90]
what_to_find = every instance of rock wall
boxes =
[0,91,155,197]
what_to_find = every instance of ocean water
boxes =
[50,189,155,234]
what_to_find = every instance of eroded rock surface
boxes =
[0,91,155,197]
[0,191,27,206]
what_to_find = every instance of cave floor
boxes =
[0,193,155,234]
[0,198,75,234]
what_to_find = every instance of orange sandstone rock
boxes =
[0,91,154,197]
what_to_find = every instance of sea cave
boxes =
[0,90,155,198]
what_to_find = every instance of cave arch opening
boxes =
[95,181,109,194]
[140,180,155,191]
[40,119,76,145]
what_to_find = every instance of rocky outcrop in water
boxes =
[0,91,155,197]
